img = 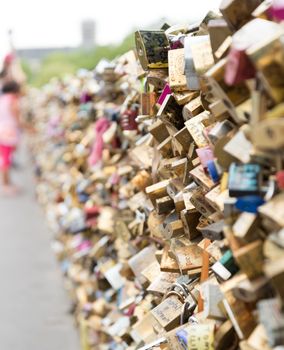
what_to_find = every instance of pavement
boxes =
[0,142,80,350]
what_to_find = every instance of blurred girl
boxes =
[0,81,21,194]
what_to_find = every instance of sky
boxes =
[0,0,221,55]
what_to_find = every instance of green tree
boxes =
[24,32,135,87]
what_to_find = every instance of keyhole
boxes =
[266,127,274,139]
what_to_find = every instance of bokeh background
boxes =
[1,0,220,86]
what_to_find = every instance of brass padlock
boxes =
[219,0,263,31]
[140,79,157,117]
[135,30,169,71]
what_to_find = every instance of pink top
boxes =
[0,94,20,146]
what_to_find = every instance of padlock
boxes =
[140,79,157,117]
[246,19,284,103]
[176,323,215,350]
[228,163,261,197]
[135,30,169,71]
[185,35,215,82]
[120,104,139,131]
[204,58,250,124]
[168,48,188,92]
[251,117,284,150]
[271,0,284,21]
[276,170,284,189]
[146,68,168,90]
[208,19,231,60]
[257,298,284,347]
[157,83,172,105]
[219,0,264,31]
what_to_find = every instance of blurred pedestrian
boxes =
[0,80,21,194]
[0,53,26,88]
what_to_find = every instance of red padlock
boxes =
[120,106,138,131]
[276,170,284,189]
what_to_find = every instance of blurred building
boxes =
[81,20,96,50]
[17,20,96,66]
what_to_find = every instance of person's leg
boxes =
[2,168,10,186]
[0,145,18,194]
[0,145,9,185]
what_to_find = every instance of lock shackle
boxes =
[163,282,191,302]
[180,301,190,325]
[171,282,189,297]
[163,289,185,303]
[180,301,196,325]
[143,79,150,93]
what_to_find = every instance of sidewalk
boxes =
[0,142,80,350]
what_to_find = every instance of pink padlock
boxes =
[157,83,172,105]
[270,0,284,20]
[196,146,214,170]
[225,47,256,85]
